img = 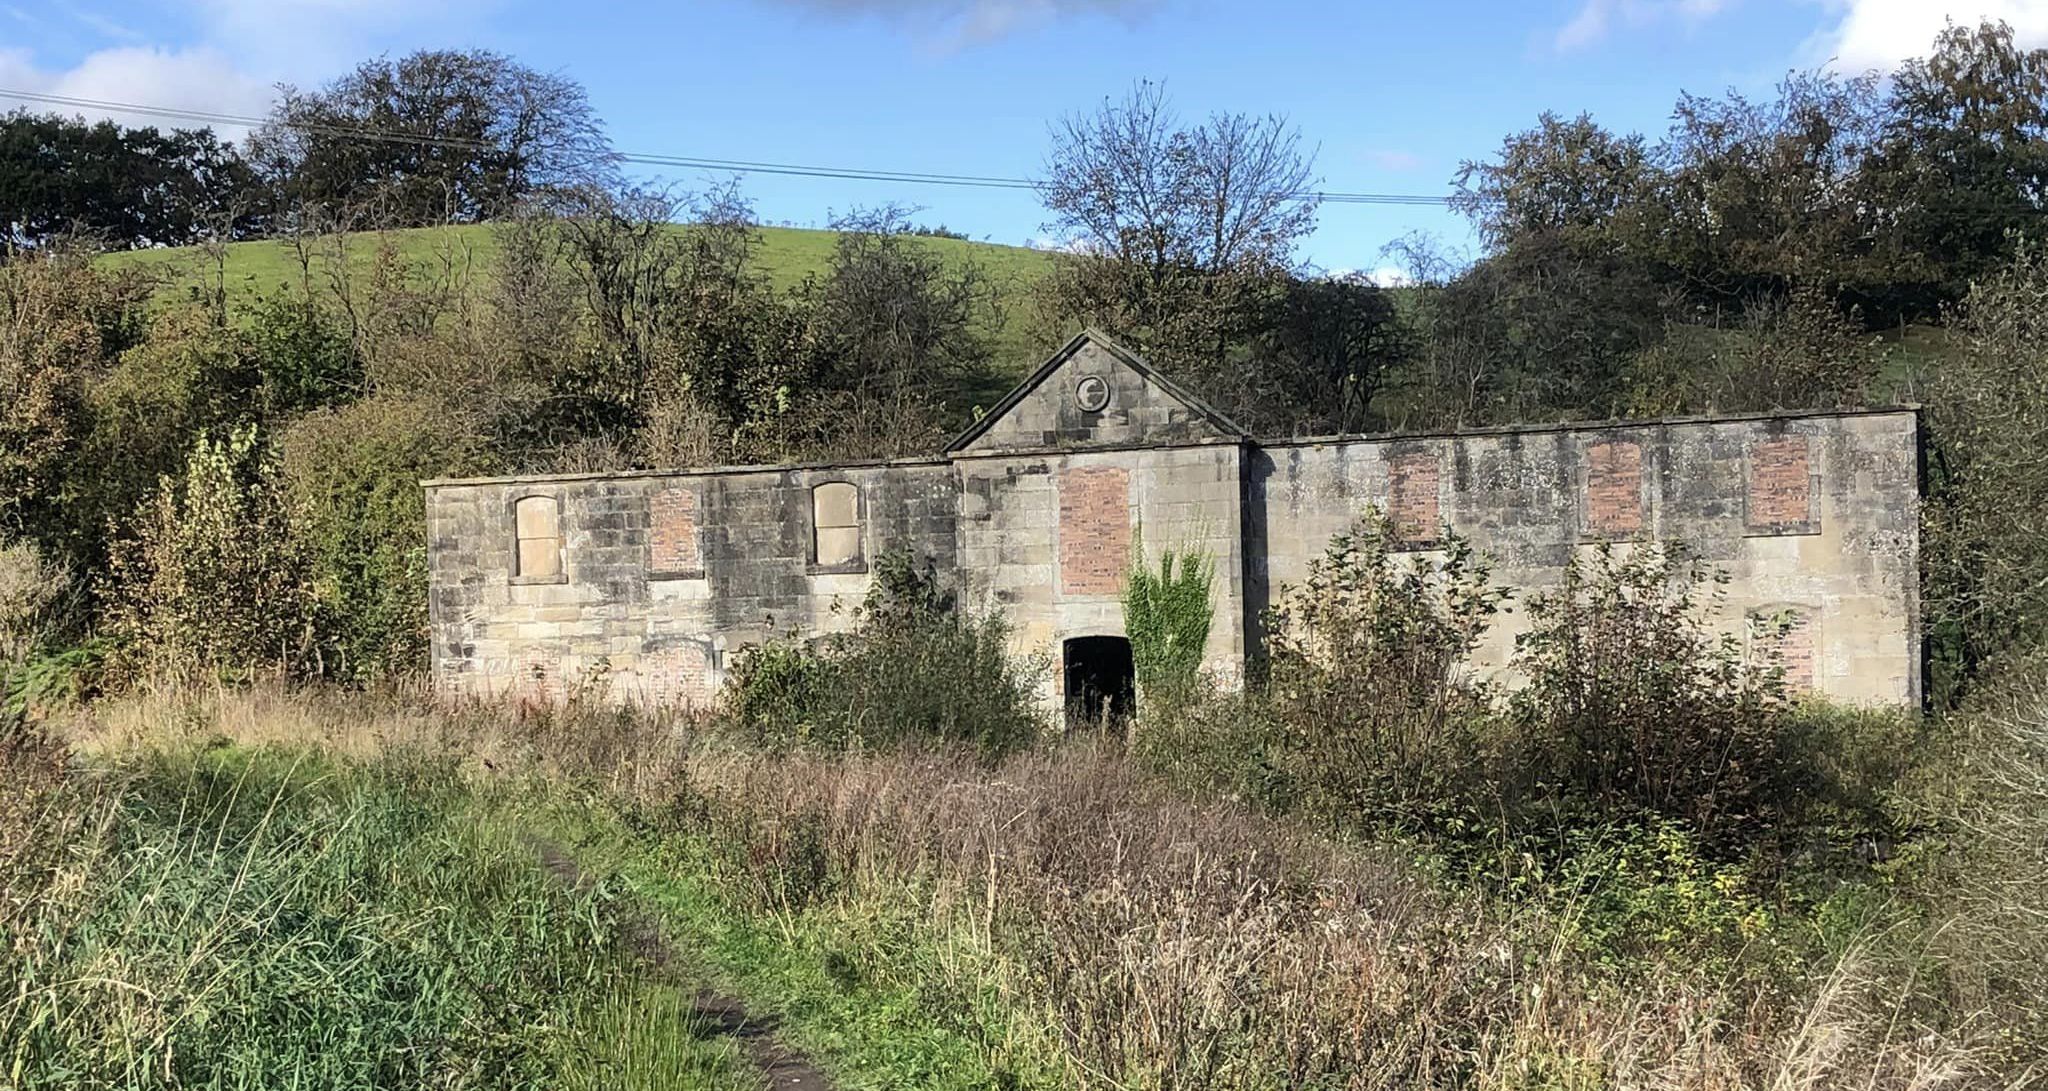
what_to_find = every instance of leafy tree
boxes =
[1248,273,1409,435]
[1451,112,1655,254]
[794,205,998,458]
[250,49,615,225]
[530,187,992,466]
[0,112,263,248]
[1877,19,2048,313]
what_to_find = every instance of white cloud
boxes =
[0,45,272,135]
[63,5,143,41]
[1025,234,1096,253]
[1553,0,1729,52]
[771,0,1165,48]
[190,0,502,75]
[0,0,506,136]
[1807,0,2048,73]
[1365,266,1413,288]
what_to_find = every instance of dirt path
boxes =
[531,840,836,1091]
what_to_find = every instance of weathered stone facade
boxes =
[426,331,1923,710]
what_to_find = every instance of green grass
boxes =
[518,796,1069,1091]
[0,740,757,1090]
[100,223,1062,375]
[5,725,1062,1090]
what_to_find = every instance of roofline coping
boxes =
[1260,404,1921,450]
[422,405,1921,490]
[422,453,952,490]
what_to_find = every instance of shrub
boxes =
[245,294,361,414]
[1129,682,1288,806]
[1924,243,2048,702]
[1122,537,1213,705]
[277,395,482,681]
[101,426,317,683]
[0,251,150,560]
[720,551,1042,759]
[0,537,73,662]
[1261,509,1508,829]
[1510,543,1790,843]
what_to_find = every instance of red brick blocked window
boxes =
[1583,440,1644,537]
[1752,607,1816,694]
[1387,452,1441,546]
[649,487,701,577]
[642,643,714,707]
[1059,466,1130,596]
[1746,436,1818,535]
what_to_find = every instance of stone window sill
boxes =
[649,568,707,581]
[1743,522,1821,538]
[807,559,869,577]
[510,573,569,586]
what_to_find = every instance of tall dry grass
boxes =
[666,741,1989,1090]
[36,685,2009,1089]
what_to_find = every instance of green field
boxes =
[100,224,1063,373]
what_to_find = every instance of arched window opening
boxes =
[812,482,860,567]
[513,495,563,579]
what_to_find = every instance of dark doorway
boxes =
[1063,636,1135,732]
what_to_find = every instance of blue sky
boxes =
[3,1,2043,275]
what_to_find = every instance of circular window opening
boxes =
[1075,375,1111,412]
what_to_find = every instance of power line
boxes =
[0,87,1460,207]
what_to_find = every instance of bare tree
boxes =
[1035,81,1322,419]
[1038,81,1317,277]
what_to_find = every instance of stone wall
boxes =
[1249,409,1921,705]
[426,459,957,704]
[953,441,1247,706]
[427,403,1920,711]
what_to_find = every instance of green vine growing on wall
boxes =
[1123,530,1214,701]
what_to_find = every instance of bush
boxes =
[0,537,74,662]
[101,426,317,683]
[277,395,482,681]
[1509,543,1791,844]
[1129,681,1288,806]
[1261,509,1508,829]
[1924,243,2048,702]
[0,251,150,561]
[720,551,1042,760]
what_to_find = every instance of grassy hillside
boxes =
[101,223,1063,372]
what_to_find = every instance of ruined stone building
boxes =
[425,331,1924,716]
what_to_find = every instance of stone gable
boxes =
[949,332,1242,454]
